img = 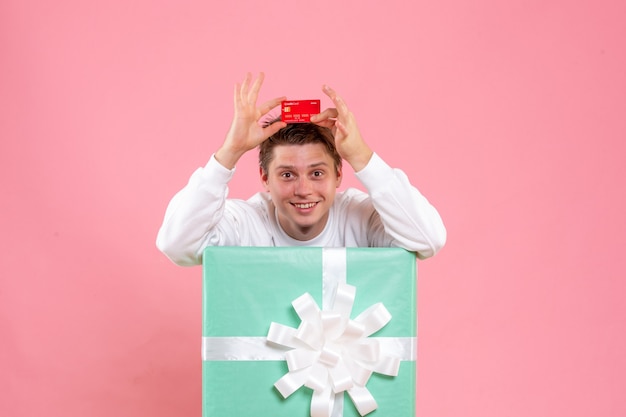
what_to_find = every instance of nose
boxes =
[294,177,313,196]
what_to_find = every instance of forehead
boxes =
[268,143,335,170]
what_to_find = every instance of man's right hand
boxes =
[215,73,286,169]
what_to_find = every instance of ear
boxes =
[335,166,343,188]
[260,167,270,190]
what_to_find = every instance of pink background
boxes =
[2,0,625,416]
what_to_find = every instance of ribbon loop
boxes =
[286,349,318,371]
[296,320,324,350]
[275,367,309,398]
[347,339,380,362]
[353,303,392,337]
[347,385,378,416]
[311,387,334,417]
[370,354,401,376]
[293,292,321,322]
[267,322,298,347]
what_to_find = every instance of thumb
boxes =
[262,120,287,138]
[335,119,349,138]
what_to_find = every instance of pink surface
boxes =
[2,1,625,416]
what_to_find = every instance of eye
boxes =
[313,170,324,177]
[281,172,293,179]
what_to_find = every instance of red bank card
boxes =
[281,100,321,123]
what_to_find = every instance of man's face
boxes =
[260,143,342,241]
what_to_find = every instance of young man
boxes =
[156,73,446,266]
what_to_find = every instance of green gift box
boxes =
[202,247,417,417]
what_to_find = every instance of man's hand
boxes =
[215,73,286,169]
[310,85,373,172]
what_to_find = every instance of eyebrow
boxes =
[274,161,330,170]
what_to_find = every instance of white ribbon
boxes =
[202,336,415,361]
[266,248,405,417]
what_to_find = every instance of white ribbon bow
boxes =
[266,282,400,417]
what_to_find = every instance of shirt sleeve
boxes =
[156,155,236,266]
[354,153,447,259]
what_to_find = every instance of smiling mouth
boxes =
[292,202,317,209]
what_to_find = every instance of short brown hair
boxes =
[259,123,342,174]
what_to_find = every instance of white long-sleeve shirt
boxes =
[156,153,446,266]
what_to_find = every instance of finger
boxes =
[258,96,286,116]
[322,85,349,117]
[262,120,287,138]
[312,119,336,129]
[240,72,252,103]
[322,84,337,100]
[233,81,242,110]
[335,119,349,137]
[310,107,338,123]
[248,72,265,104]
